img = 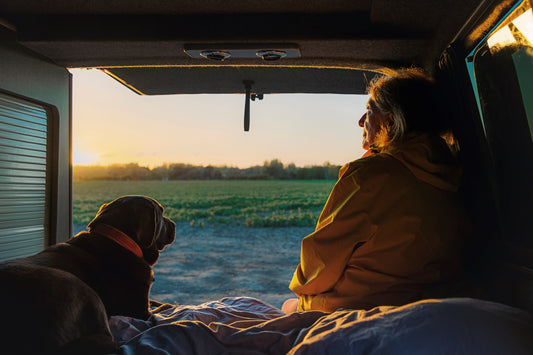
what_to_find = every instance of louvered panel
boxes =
[0,144,47,158]
[0,210,45,220]
[0,152,46,165]
[0,195,46,208]
[0,169,46,179]
[0,93,49,261]
[0,217,45,230]
[0,130,47,147]
[0,226,44,260]
[0,97,47,124]
[0,110,46,129]
[0,120,47,139]
[0,137,46,154]
[0,169,46,180]
[0,203,45,214]
[0,175,46,185]
[0,158,46,169]
[0,182,44,190]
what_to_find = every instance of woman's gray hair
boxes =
[367,68,446,148]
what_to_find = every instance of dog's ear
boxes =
[87,196,161,250]
[135,202,159,249]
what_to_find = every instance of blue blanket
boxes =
[110,297,532,354]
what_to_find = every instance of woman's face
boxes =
[358,98,393,150]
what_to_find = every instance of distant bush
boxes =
[73,159,341,181]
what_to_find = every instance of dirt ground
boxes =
[74,223,314,310]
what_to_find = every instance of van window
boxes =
[0,93,51,261]
[467,0,533,246]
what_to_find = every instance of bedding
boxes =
[110,297,532,354]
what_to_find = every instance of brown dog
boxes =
[0,195,176,354]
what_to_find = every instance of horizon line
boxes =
[73,160,343,170]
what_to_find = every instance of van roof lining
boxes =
[0,0,492,95]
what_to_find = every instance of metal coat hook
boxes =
[243,80,263,132]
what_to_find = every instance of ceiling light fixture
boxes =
[185,44,300,60]
[256,50,287,61]
[199,50,232,61]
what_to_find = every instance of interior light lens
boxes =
[256,50,287,61]
[199,50,232,61]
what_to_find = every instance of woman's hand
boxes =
[281,298,299,313]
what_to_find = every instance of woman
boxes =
[283,68,469,313]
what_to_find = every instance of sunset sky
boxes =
[70,68,368,168]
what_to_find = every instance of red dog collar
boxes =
[92,224,143,258]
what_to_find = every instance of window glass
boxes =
[469,1,533,137]
[466,0,533,244]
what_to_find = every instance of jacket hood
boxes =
[383,134,462,191]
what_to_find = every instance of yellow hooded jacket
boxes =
[289,134,469,312]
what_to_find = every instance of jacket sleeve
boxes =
[289,160,379,300]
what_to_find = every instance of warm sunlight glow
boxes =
[487,8,533,50]
[70,69,368,168]
[73,148,99,166]
[513,8,533,44]
[487,25,516,48]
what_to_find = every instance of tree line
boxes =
[73,159,342,181]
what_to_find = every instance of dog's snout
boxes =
[166,219,176,242]
[157,218,176,250]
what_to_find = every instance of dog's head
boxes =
[87,195,176,265]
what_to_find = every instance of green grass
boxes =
[73,180,335,227]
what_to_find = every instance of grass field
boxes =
[73,180,336,227]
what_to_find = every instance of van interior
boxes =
[0,0,532,352]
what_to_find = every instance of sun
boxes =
[73,148,99,166]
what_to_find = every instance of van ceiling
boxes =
[0,0,488,95]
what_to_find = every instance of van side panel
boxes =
[0,33,71,248]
